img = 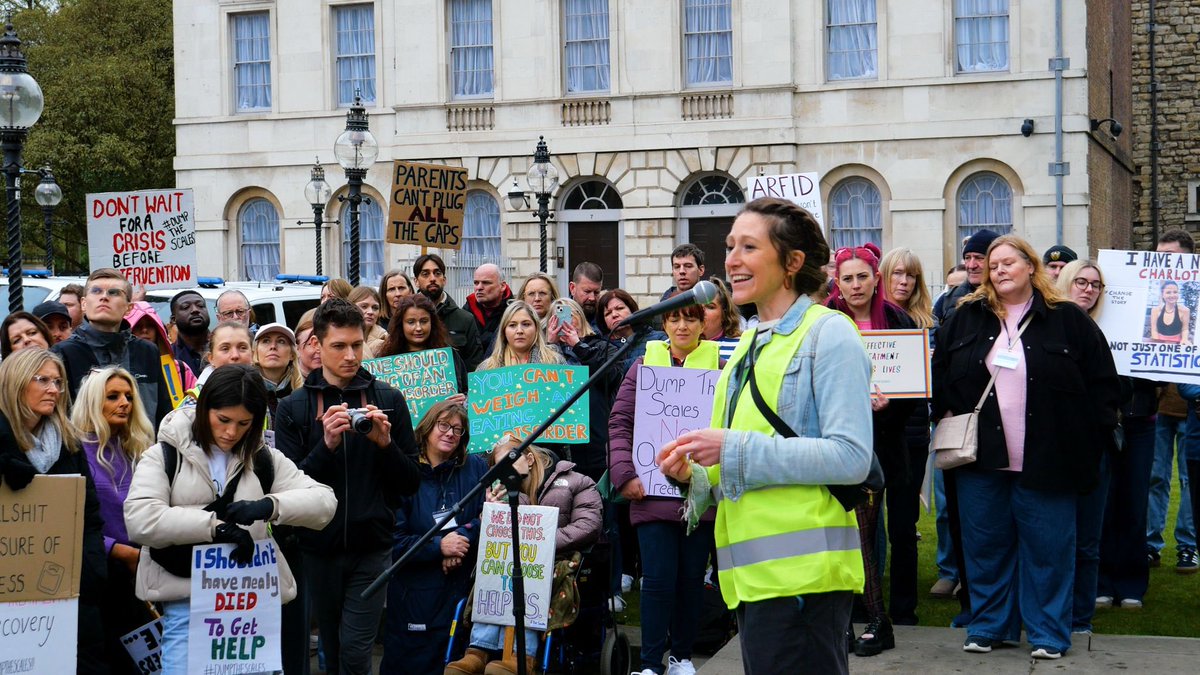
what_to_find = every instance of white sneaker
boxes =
[631,670,657,675]
[622,573,635,593]
[666,657,696,675]
[609,595,627,612]
[1095,595,1113,608]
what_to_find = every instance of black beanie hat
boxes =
[963,229,1001,257]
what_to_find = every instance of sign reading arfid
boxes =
[387,161,468,250]
[744,172,825,228]
[87,189,196,289]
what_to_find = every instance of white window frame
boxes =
[682,0,734,87]
[828,177,883,249]
[231,12,273,113]
[333,3,377,107]
[448,0,495,100]
[563,0,612,94]
[239,198,281,281]
[956,171,1014,243]
[825,0,878,82]
[953,0,1010,74]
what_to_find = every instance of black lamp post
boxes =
[34,166,60,274]
[508,137,559,273]
[334,94,377,286]
[300,159,332,276]
[0,21,44,313]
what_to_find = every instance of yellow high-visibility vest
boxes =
[642,339,720,370]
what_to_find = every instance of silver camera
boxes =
[347,408,374,434]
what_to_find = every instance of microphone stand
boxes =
[362,330,645,675]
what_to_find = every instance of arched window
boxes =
[829,178,882,248]
[463,191,501,259]
[956,172,1012,243]
[563,180,623,210]
[239,198,280,281]
[341,199,385,285]
[679,175,744,280]
[682,175,744,206]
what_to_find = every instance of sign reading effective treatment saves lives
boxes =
[188,540,283,675]
[860,329,932,398]
[363,348,458,426]
[744,172,825,228]
[87,189,196,289]
[472,503,559,630]
[1095,249,1200,385]
[387,161,468,249]
[467,365,590,454]
[632,365,719,498]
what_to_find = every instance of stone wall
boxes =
[1085,0,1135,252]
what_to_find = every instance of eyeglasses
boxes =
[436,420,466,437]
[1072,278,1105,291]
[87,286,125,299]
[31,375,64,390]
[218,307,250,319]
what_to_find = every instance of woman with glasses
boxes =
[0,310,52,357]
[382,401,488,675]
[380,294,469,400]
[0,349,109,673]
[700,277,744,361]
[517,272,561,320]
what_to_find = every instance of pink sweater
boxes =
[986,305,1029,471]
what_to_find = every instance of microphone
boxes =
[617,280,718,327]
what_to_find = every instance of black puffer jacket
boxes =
[556,335,621,481]
[54,322,172,428]
[435,294,486,372]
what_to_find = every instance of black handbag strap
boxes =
[745,345,798,439]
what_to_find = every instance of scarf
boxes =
[26,421,62,474]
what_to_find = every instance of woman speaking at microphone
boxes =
[657,197,873,675]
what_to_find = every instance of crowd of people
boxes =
[0,197,1196,675]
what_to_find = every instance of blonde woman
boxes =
[517,272,561,320]
[251,322,304,418]
[73,366,159,671]
[880,247,935,330]
[478,301,563,370]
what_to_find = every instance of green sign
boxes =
[467,365,590,454]
[363,348,458,425]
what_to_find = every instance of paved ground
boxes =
[697,626,1200,673]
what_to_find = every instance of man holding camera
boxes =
[276,298,421,675]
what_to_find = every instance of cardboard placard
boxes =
[472,503,559,630]
[187,540,283,674]
[0,475,85,602]
[120,617,164,675]
[632,365,719,498]
[363,348,459,426]
[0,599,78,673]
[467,365,591,454]
[87,189,196,289]
[860,329,932,398]
[744,172,825,227]
[387,161,468,249]
[1094,249,1200,384]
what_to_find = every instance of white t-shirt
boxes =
[208,448,230,496]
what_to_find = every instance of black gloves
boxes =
[224,497,274,525]
[213,522,256,565]
[0,450,37,491]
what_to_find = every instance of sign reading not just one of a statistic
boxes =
[387,161,468,250]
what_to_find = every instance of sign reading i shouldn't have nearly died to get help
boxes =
[363,347,459,426]
[632,365,719,498]
[387,160,468,250]
[467,365,590,454]
[188,540,283,675]
[472,502,559,631]
[87,189,196,290]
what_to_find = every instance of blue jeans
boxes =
[637,520,714,674]
[160,599,189,675]
[469,622,538,656]
[1099,416,1156,603]
[957,470,1076,653]
[1073,453,1111,632]
[934,468,958,581]
[1148,415,1194,551]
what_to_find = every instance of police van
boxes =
[0,270,89,319]
[143,275,324,329]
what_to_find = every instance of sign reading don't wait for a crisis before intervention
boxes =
[87,189,196,289]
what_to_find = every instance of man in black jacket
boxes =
[414,253,486,370]
[275,299,421,675]
[52,268,172,428]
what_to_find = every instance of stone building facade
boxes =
[174,0,1133,305]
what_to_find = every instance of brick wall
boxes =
[1086,0,1135,251]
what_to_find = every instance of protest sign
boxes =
[121,617,164,675]
[0,599,78,673]
[188,540,283,674]
[0,475,84,602]
[1094,249,1200,385]
[363,348,458,425]
[87,189,196,289]
[745,172,825,228]
[467,365,590,454]
[861,329,932,398]
[387,161,468,249]
[632,365,719,498]
[472,503,559,630]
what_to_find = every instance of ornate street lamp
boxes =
[301,159,332,276]
[508,137,559,273]
[33,166,60,274]
[0,21,44,312]
[334,93,377,286]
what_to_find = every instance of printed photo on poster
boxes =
[1144,279,1196,345]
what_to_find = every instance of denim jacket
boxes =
[687,295,874,519]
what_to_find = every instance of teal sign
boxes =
[467,365,590,454]
[363,348,458,425]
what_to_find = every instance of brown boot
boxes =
[483,654,536,675]
[445,647,489,675]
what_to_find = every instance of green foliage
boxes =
[11,0,173,273]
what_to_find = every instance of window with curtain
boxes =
[826,0,877,81]
[240,199,280,281]
[449,0,494,98]
[564,0,610,93]
[341,199,385,285]
[954,0,1009,73]
[462,192,501,259]
[335,4,376,105]
[232,13,272,111]
[683,0,733,86]
[957,172,1013,242]
[829,178,883,248]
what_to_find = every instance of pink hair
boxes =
[826,243,900,329]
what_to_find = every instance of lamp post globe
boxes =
[335,94,377,286]
[34,167,60,274]
[525,137,558,273]
[0,21,43,313]
[304,160,332,276]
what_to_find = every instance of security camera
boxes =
[1021,119,1035,137]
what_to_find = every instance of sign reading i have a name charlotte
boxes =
[387,161,468,250]
[87,189,196,289]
